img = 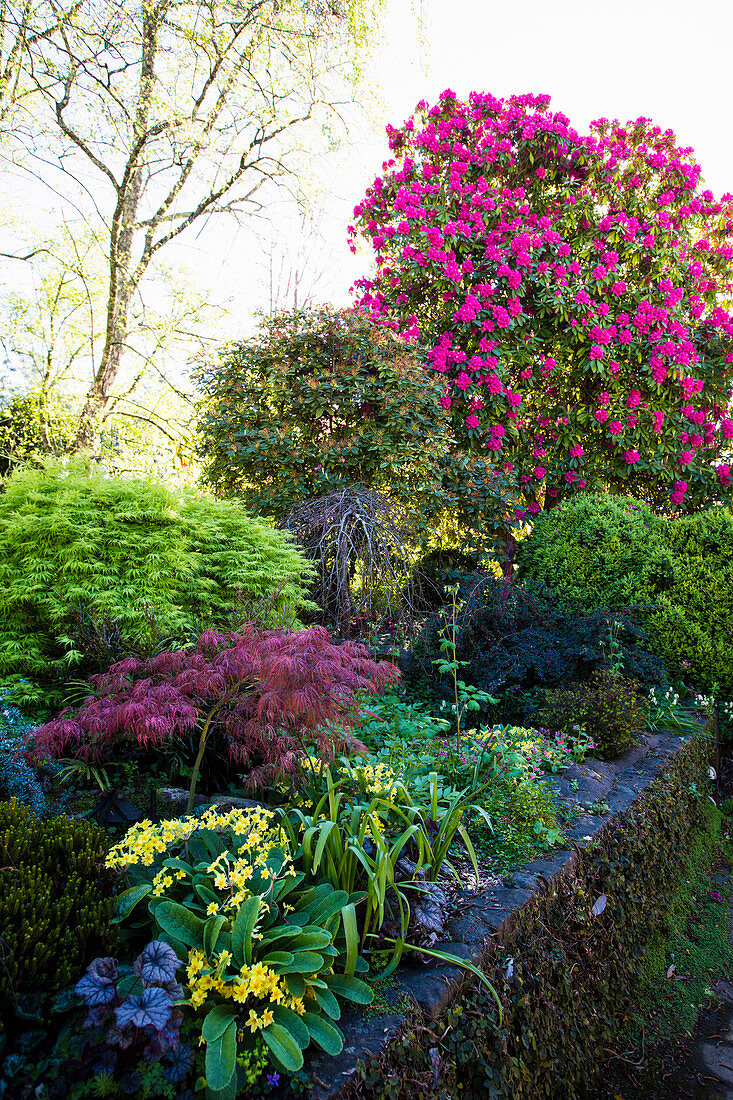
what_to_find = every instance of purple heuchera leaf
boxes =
[134,941,181,985]
[75,957,119,1006]
[157,977,184,999]
[85,1005,111,1028]
[163,1043,195,1085]
[119,1071,142,1095]
[115,986,173,1032]
[144,1008,183,1060]
[106,1024,135,1051]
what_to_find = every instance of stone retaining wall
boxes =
[305,729,700,1099]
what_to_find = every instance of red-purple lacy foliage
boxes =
[351,91,733,515]
[28,625,399,789]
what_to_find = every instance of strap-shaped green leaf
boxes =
[324,973,373,1004]
[259,924,303,947]
[271,1005,309,1049]
[340,903,359,977]
[203,913,227,958]
[284,973,306,998]
[456,822,479,883]
[154,900,205,948]
[193,882,220,905]
[312,984,341,1020]
[275,950,324,974]
[260,950,294,968]
[162,858,192,875]
[231,895,261,966]
[202,1005,239,1043]
[272,871,305,903]
[113,883,150,924]
[305,890,350,926]
[287,929,333,951]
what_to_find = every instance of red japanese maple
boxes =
[28,625,399,801]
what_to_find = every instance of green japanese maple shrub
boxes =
[0,459,314,710]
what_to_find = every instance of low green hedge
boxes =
[350,731,713,1099]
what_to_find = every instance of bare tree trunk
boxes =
[72,4,157,450]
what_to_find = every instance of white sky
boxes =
[4,0,733,370]
[200,0,733,322]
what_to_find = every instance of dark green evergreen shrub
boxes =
[649,508,733,696]
[0,798,116,999]
[0,459,314,709]
[405,577,666,723]
[537,668,648,759]
[518,494,672,608]
[196,306,452,518]
[520,497,733,695]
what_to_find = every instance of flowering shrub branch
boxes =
[352,91,733,516]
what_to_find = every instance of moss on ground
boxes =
[599,805,733,1098]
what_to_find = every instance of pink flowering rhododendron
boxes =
[352,91,733,513]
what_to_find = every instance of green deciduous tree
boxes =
[3,0,380,446]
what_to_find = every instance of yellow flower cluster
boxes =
[358,761,398,800]
[151,866,187,896]
[186,948,306,1021]
[105,805,283,873]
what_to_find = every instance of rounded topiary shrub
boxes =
[0,459,314,710]
[519,496,733,696]
[650,508,733,694]
[518,494,673,609]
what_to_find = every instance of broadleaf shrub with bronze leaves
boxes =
[195,306,453,520]
[25,626,399,799]
[537,668,648,760]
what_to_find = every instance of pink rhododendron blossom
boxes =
[354,90,733,517]
[570,444,584,458]
[624,449,641,465]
